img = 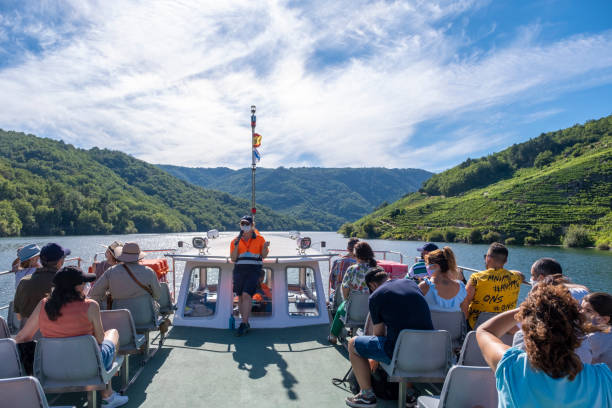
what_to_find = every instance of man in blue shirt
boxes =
[345,267,433,408]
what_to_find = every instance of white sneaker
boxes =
[101,392,129,407]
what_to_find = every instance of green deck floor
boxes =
[50,324,407,407]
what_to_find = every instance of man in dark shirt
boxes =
[345,267,433,408]
[13,243,71,322]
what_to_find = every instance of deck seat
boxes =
[7,301,22,334]
[33,335,123,408]
[0,376,75,408]
[340,291,370,331]
[158,282,175,316]
[430,311,466,352]
[112,294,165,355]
[0,315,10,339]
[457,331,487,366]
[101,309,146,391]
[417,365,498,408]
[380,329,452,408]
[0,338,25,378]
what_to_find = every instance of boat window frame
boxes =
[284,265,320,318]
[183,265,221,319]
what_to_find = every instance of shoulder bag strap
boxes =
[123,263,155,298]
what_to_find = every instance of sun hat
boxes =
[18,244,41,262]
[114,242,145,263]
[53,265,96,288]
[100,241,123,258]
[40,243,71,262]
[417,242,439,253]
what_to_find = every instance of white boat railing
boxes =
[327,249,404,264]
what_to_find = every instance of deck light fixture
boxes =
[192,237,208,249]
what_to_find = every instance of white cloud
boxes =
[0,0,610,170]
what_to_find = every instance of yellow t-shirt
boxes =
[467,268,522,328]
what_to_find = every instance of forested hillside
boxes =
[0,130,315,236]
[157,166,432,229]
[342,115,612,249]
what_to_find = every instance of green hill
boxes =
[342,115,612,248]
[156,166,432,230]
[0,130,316,236]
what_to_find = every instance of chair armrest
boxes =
[417,396,440,408]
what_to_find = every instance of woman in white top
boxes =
[418,246,468,317]
[582,292,612,370]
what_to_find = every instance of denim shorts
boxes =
[353,336,391,365]
[100,339,116,371]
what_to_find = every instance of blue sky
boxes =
[0,0,611,172]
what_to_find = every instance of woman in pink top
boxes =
[16,266,128,408]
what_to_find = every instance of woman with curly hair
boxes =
[477,284,612,407]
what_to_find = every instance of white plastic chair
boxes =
[7,301,22,335]
[457,331,487,366]
[0,337,25,378]
[0,376,75,408]
[380,329,453,408]
[158,282,174,316]
[34,335,124,408]
[430,311,466,351]
[417,365,498,408]
[340,291,370,330]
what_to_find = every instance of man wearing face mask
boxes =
[230,215,270,336]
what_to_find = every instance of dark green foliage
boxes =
[0,130,315,236]
[361,221,380,239]
[563,225,593,248]
[483,231,502,244]
[345,115,612,246]
[158,165,432,229]
[534,151,554,168]
[524,236,538,246]
[468,229,482,244]
[427,230,444,242]
[443,230,457,242]
[504,237,517,245]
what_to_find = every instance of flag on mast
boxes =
[252,133,262,148]
[253,148,261,163]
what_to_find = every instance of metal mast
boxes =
[250,105,257,223]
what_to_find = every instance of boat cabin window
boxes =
[286,266,319,317]
[184,267,220,318]
[233,267,273,318]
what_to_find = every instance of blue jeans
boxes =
[100,339,116,371]
[353,335,391,365]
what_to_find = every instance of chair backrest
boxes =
[458,330,487,366]
[389,329,452,380]
[158,282,173,314]
[342,291,370,327]
[0,316,10,339]
[0,376,49,408]
[474,312,499,329]
[100,309,138,349]
[438,365,498,408]
[113,294,157,330]
[7,301,21,335]
[34,335,104,389]
[430,310,466,349]
[0,338,24,378]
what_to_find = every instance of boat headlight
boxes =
[192,237,208,249]
[297,237,311,250]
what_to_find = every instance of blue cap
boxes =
[240,215,253,225]
[18,244,41,262]
[417,243,439,253]
[40,243,71,262]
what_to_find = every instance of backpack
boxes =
[332,364,399,400]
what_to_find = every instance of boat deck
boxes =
[51,325,402,407]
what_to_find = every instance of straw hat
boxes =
[114,242,144,263]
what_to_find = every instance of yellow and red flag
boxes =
[252,133,262,148]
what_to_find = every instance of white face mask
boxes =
[241,225,252,232]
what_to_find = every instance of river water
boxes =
[2,231,611,316]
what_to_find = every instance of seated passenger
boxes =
[345,267,433,408]
[15,266,128,407]
[13,243,71,324]
[418,246,468,317]
[406,242,438,281]
[477,284,612,408]
[464,242,523,328]
[89,242,161,307]
[329,238,359,307]
[582,292,612,370]
[328,241,376,345]
[14,244,41,288]
[253,269,272,303]
[530,257,589,301]
[93,241,123,279]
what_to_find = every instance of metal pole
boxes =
[250,105,257,223]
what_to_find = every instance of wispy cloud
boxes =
[0,0,610,171]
